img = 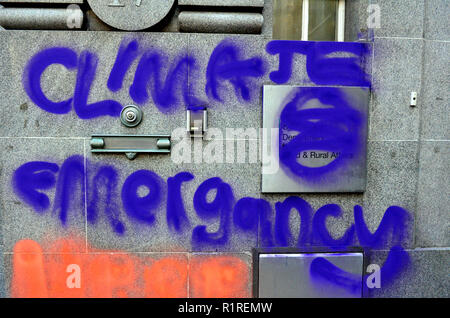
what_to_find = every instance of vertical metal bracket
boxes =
[186,107,207,138]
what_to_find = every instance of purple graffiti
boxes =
[310,245,410,294]
[275,196,312,247]
[121,169,163,225]
[129,50,197,112]
[107,39,140,93]
[192,177,234,248]
[22,47,123,119]
[354,205,410,249]
[74,51,123,119]
[87,165,125,235]
[279,87,363,182]
[13,157,410,250]
[23,47,77,114]
[233,197,274,247]
[13,157,411,252]
[12,157,411,292]
[13,161,59,212]
[23,39,371,118]
[167,171,194,233]
[52,155,85,225]
[206,39,266,102]
[266,40,370,86]
[310,256,362,295]
[308,205,411,293]
[368,245,410,288]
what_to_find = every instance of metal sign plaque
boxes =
[258,253,364,298]
[262,85,369,193]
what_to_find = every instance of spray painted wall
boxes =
[0,0,448,298]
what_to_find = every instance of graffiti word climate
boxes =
[23,39,370,118]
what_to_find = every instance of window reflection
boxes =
[273,0,338,41]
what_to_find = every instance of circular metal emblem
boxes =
[87,0,175,31]
[120,105,143,127]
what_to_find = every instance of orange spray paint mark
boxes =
[190,256,250,298]
[46,238,86,298]
[85,253,138,298]
[11,239,249,298]
[11,239,49,298]
[144,257,188,298]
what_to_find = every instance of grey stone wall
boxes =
[346,0,449,297]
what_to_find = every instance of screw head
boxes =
[120,105,143,128]
[125,111,137,122]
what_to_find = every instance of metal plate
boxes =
[262,85,369,193]
[90,134,171,161]
[258,252,364,298]
[87,0,175,31]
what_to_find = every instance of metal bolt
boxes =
[120,105,143,128]
[125,111,137,122]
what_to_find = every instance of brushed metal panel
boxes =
[262,85,369,193]
[259,252,364,298]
